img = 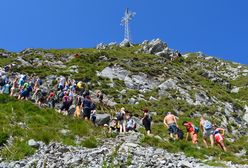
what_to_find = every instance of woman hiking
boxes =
[212,124,227,152]
[182,121,199,144]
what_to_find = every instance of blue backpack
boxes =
[194,126,199,133]
[204,120,212,130]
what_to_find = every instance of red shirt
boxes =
[184,122,194,133]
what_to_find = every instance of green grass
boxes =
[0,94,105,160]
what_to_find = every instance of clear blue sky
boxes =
[0,0,247,64]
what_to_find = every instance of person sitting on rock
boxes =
[116,107,126,133]
[212,124,227,152]
[108,118,120,133]
[200,116,214,148]
[125,111,136,132]
[141,109,152,135]
[164,112,179,140]
[182,121,199,144]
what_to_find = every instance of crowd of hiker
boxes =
[0,73,227,152]
[0,74,101,124]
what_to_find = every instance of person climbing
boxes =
[125,111,136,132]
[59,91,70,115]
[18,82,32,100]
[212,124,227,152]
[200,116,214,148]
[182,121,199,144]
[10,78,18,96]
[74,95,82,118]
[47,90,56,108]
[58,76,66,91]
[141,109,152,135]
[116,107,126,133]
[82,95,92,120]
[163,112,179,140]
[1,81,11,95]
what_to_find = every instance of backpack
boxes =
[177,129,184,140]
[116,112,124,121]
[204,120,212,130]
[193,126,199,133]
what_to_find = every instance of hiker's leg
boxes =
[203,138,208,148]
[119,124,123,133]
[210,134,214,147]
[219,140,227,152]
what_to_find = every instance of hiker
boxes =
[10,78,18,96]
[116,107,126,133]
[108,118,120,133]
[18,75,26,88]
[125,111,136,132]
[82,95,92,120]
[96,90,103,103]
[90,101,97,125]
[33,88,45,107]
[163,112,179,140]
[212,124,227,152]
[1,81,11,95]
[58,76,66,91]
[182,121,199,144]
[59,91,70,115]
[200,117,214,148]
[74,95,82,118]
[47,90,56,108]
[141,109,152,135]
[18,82,32,100]
[76,81,85,96]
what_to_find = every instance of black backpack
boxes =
[177,129,184,140]
[116,112,124,121]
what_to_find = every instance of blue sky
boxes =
[0,0,247,64]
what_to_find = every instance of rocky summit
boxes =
[0,39,248,168]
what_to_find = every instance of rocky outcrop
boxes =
[97,66,159,92]
[138,39,173,59]
[0,133,230,168]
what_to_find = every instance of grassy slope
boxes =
[0,94,105,160]
[0,47,248,165]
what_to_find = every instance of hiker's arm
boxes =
[219,128,225,135]
[163,118,168,128]
[185,132,189,141]
[174,116,178,127]
[200,123,203,132]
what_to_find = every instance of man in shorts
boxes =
[164,112,179,140]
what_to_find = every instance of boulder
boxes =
[28,139,39,148]
[96,43,107,50]
[158,79,178,90]
[224,102,233,117]
[231,87,240,93]
[243,105,248,123]
[119,39,131,47]
[95,114,111,126]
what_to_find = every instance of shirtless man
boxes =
[164,112,178,140]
